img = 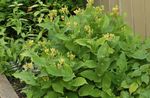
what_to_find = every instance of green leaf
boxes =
[78,85,102,97]
[129,69,141,77]
[132,49,147,59]
[141,74,149,85]
[46,64,75,81]
[52,81,64,94]
[75,38,92,50]
[69,77,87,87]
[66,92,78,98]
[80,70,100,82]
[120,91,130,98]
[129,82,138,94]
[146,53,150,62]
[97,43,114,60]
[13,71,38,86]
[96,58,111,76]
[102,15,110,31]
[116,52,127,72]
[44,91,59,98]
[102,72,112,90]
[81,60,97,68]
[140,64,150,72]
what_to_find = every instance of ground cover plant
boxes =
[1,0,150,98]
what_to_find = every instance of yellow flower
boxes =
[112,5,119,15]
[84,25,93,36]
[42,76,49,81]
[48,10,57,21]
[74,8,81,15]
[23,63,33,70]
[87,0,94,7]
[50,48,57,57]
[74,22,78,26]
[59,58,65,65]
[95,6,103,12]
[59,6,69,14]
[28,40,34,47]
[61,15,65,20]
[103,33,115,41]
[67,52,75,60]
[44,48,49,54]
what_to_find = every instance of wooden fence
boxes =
[94,0,150,38]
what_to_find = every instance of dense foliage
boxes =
[1,0,150,98]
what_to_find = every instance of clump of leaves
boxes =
[11,1,150,98]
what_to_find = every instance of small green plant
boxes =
[11,1,150,98]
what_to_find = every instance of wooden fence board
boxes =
[0,75,19,98]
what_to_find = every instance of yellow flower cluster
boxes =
[103,33,115,41]
[84,25,93,37]
[74,8,81,15]
[67,52,75,60]
[38,40,47,47]
[59,6,69,14]
[44,48,49,55]
[95,6,104,13]
[112,5,119,15]
[61,15,65,21]
[42,76,49,81]
[57,58,65,68]
[50,48,57,57]
[48,10,57,21]
[87,0,94,7]
[23,63,33,70]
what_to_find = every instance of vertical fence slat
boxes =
[145,0,150,37]
[132,0,146,38]
[94,0,101,6]
[120,0,134,31]
[100,0,110,11]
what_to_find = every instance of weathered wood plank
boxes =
[0,75,19,98]
[132,0,146,38]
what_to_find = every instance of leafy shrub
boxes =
[1,0,150,98]
[0,0,85,74]
[11,1,150,98]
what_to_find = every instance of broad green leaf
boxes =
[70,77,87,87]
[52,81,64,94]
[46,64,75,81]
[81,60,97,68]
[102,15,110,31]
[121,81,129,89]
[21,51,47,67]
[44,91,59,98]
[141,74,149,85]
[132,49,147,59]
[80,70,100,82]
[146,53,150,62]
[97,43,114,60]
[66,92,78,98]
[116,52,127,72]
[13,71,38,86]
[96,58,111,76]
[120,91,130,98]
[74,38,92,50]
[102,72,112,90]
[22,87,46,98]
[78,85,102,97]
[129,82,138,94]
[140,64,150,72]
[96,37,106,46]
[139,89,150,98]
[129,69,141,78]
